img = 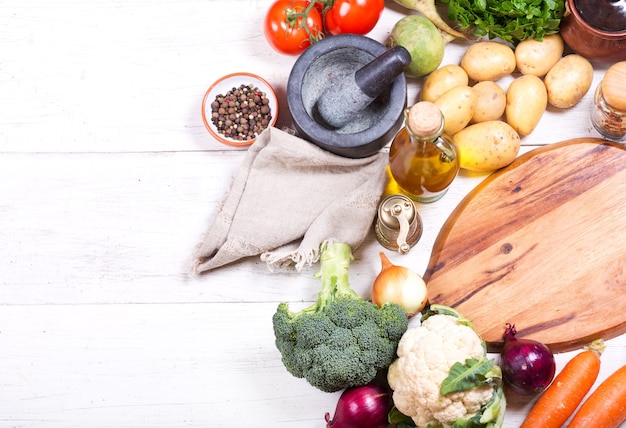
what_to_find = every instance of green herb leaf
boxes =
[440,0,565,44]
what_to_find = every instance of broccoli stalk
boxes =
[314,241,357,312]
[272,242,409,393]
[273,244,355,325]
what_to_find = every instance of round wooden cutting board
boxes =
[425,138,626,353]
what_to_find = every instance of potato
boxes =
[505,74,547,136]
[544,54,594,108]
[471,81,506,123]
[434,86,477,135]
[421,64,469,102]
[460,41,516,82]
[453,121,521,171]
[515,34,564,77]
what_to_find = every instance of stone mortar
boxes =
[287,35,407,158]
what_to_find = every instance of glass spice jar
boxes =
[388,101,459,203]
[591,61,626,141]
[374,194,423,254]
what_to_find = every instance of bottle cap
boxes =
[407,101,443,137]
[602,61,626,111]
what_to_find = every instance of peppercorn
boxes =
[210,84,272,141]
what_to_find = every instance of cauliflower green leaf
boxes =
[440,357,501,395]
[387,305,505,428]
[451,385,506,428]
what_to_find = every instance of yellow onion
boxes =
[371,252,428,317]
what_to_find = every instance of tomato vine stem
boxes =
[285,0,334,44]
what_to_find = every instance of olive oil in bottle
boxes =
[389,101,459,203]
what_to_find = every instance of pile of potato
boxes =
[422,35,594,172]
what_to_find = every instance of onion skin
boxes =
[324,383,392,428]
[371,252,428,317]
[501,323,556,396]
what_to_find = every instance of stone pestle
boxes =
[316,45,412,129]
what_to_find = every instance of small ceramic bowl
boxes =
[559,0,626,62]
[202,72,278,146]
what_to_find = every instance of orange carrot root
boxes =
[520,339,605,428]
[568,364,626,428]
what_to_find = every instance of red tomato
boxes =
[324,0,385,35]
[264,0,324,55]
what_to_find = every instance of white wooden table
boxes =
[2,1,624,427]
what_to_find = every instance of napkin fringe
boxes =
[261,240,333,272]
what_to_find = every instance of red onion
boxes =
[501,323,556,396]
[324,383,393,428]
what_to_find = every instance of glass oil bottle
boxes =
[388,101,459,203]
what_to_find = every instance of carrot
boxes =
[520,339,605,428]
[568,363,626,428]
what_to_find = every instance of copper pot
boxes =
[559,0,626,63]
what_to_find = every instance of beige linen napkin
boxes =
[191,126,388,274]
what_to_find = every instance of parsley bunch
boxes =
[441,0,566,45]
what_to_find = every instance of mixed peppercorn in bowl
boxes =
[202,72,278,146]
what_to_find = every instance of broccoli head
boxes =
[272,242,409,393]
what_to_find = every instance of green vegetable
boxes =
[434,307,505,428]
[440,0,566,45]
[387,15,446,78]
[388,406,417,427]
[441,357,499,395]
[423,304,478,332]
[388,304,506,427]
[272,242,409,393]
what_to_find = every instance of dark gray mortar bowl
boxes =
[287,34,407,159]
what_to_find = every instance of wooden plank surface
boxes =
[2,0,626,427]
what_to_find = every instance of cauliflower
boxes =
[387,305,505,428]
